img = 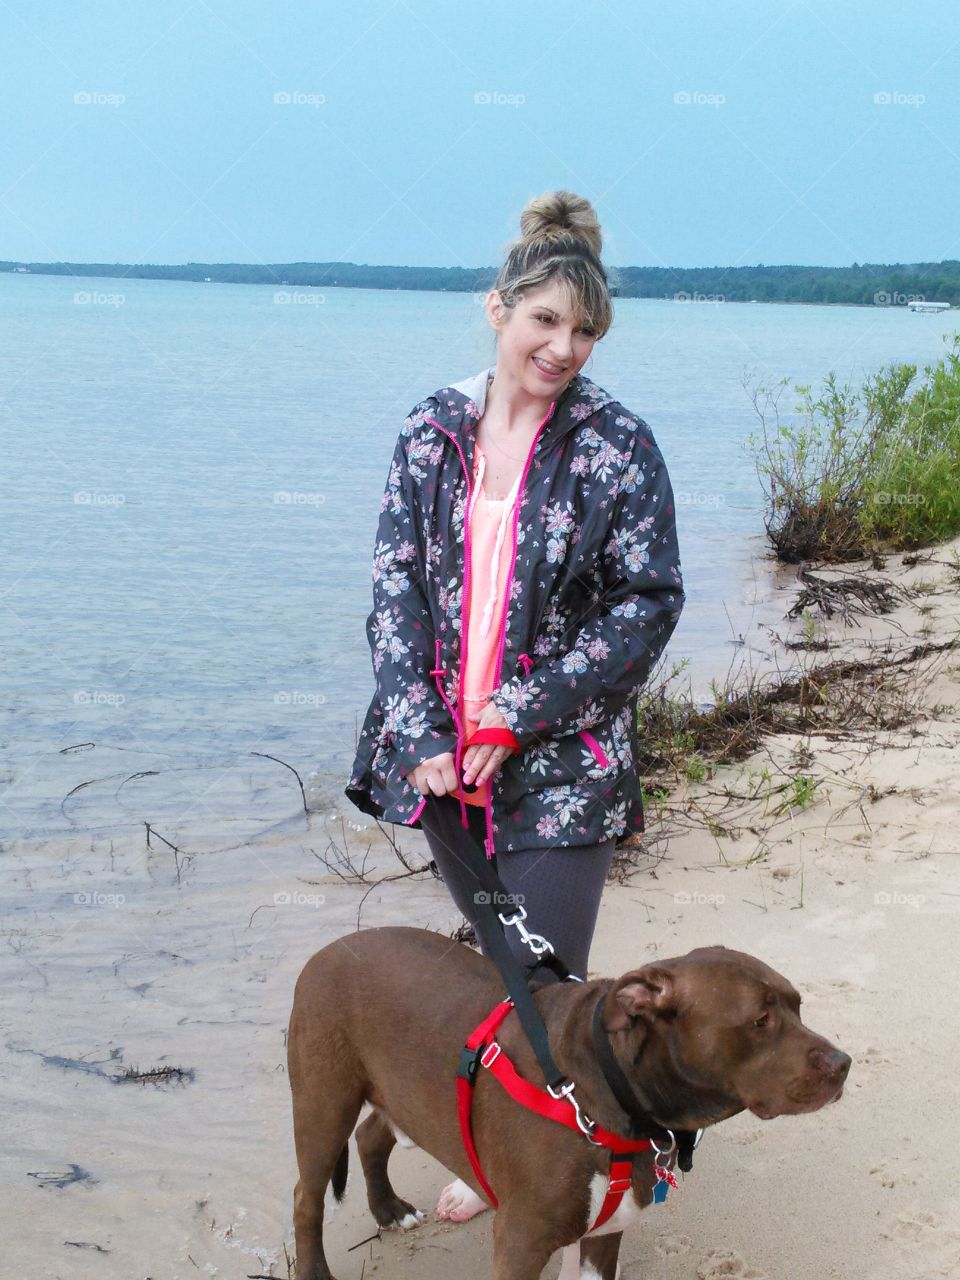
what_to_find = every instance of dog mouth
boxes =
[749,1082,845,1120]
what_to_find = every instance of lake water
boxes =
[2,272,958,843]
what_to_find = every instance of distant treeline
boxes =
[2,257,959,307]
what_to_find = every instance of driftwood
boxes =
[788,568,911,624]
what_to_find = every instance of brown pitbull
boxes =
[287,926,849,1280]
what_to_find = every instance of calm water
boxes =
[2,272,957,840]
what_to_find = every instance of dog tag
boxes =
[652,1164,679,1204]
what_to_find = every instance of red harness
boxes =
[456,998,677,1232]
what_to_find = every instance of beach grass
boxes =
[747,333,960,562]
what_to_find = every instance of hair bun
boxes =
[519,190,602,258]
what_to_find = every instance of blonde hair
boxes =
[492,190,615,338]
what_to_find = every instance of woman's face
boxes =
[488,279,599,401]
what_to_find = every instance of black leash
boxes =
[439,825,700,1169]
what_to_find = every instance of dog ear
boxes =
[606,966,676,1031]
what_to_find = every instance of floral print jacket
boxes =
[345,366,685,852]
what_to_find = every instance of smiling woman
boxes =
[345,190,685,1219]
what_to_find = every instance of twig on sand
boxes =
[251,751,308,813]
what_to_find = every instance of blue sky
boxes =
[2,0,958,269]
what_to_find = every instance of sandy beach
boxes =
[4,539,960,1280]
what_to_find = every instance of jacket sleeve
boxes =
[365,411,459,769]
[490,420,685,748]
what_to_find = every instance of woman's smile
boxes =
[532,355,566,379]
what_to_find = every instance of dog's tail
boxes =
[331,1143,349,1202]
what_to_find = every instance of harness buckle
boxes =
[457,1045,482,1084]
[479,1041,502,1070]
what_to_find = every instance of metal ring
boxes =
[650,1129,677,1162]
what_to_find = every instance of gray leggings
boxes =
[418,794,616,982]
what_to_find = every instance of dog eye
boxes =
[753,1012,771,1029]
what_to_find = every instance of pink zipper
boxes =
[426,418,477,832]
[483,400,557,858]
[578,730,610,769]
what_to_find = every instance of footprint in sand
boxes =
[857,1045,892,1068]
[655,1233,692,1257]
[696,1247,768,1278]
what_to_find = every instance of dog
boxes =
[287,926,850,1279]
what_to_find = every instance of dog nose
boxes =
[809,1046,851,1081]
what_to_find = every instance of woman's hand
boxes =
[461,702,516,789]
[404,751,459,797]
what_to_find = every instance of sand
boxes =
[3,540,959,1279]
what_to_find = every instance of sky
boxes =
[2,0,959,271]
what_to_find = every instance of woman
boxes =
[345,190,684,1218]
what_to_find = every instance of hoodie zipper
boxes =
[428,401,557,856]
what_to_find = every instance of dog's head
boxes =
[601,945,850,1131]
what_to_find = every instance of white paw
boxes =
[395,1209,425,1230]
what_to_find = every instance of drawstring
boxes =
[517,652,533,677]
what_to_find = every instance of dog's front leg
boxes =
[577,1232,623,1279]
[491,1207,558,1280]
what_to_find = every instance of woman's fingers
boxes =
[471,746,511,786]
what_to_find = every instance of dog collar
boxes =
[591,991,702,1174]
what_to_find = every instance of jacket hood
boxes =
[430,366,619,459]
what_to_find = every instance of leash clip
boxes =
[547,1079,603,1145]
[498,903,555,957]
